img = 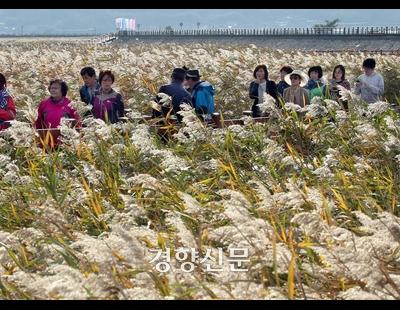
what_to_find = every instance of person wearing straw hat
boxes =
[283,70,310,107]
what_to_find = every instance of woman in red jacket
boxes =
[0,73,16,130]
[35,79,81,148]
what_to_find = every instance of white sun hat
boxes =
[284,70,309,87]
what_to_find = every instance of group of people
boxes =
[0,65,217,147]
[249,57,385,117]
[0,68,127,147]
[34,68,125,147]
[0,57,385,148]
[151,67,216,122]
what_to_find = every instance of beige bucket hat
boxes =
[284,70,309,87]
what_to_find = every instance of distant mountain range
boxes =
[0,9,399,35]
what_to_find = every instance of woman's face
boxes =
[290,75,301,87]
[310,71,319,80]
[334,68,343,80]
[256,68,266,80]
[49,83,63,100]
[101,75,113,91]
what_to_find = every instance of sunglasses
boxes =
[290,76,300,80]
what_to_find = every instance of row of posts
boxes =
[116,27,400,37]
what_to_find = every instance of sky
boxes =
[0,9,399,35]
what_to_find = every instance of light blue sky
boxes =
[0,9,399,35]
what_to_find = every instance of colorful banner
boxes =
[115,18,136,31]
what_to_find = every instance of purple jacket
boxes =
[91,89,124,123]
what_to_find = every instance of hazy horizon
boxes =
[0,9,399,35]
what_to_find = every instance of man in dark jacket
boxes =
[152,67,192,123]
[184,69,215,121]
[79,66,100,105]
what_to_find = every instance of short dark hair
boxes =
[172,73,184,82]
[332,65,346,80]
[48,79,68,97]
[362,58,376,69]
[171,68,186,82]
[0,73,6,89]
[99,70,115,83]
[308,66,323,79]
[280,66,293,74]
[253,65,269,80]
[80,66,96,77]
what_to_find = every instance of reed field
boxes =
[0,40,399,300]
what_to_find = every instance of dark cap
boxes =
[185,69,201,79]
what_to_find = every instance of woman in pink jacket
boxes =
[35,79,81,148]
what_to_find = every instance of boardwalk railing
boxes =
[115,26,400,38]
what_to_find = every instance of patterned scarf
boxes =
[0,88,10,109]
